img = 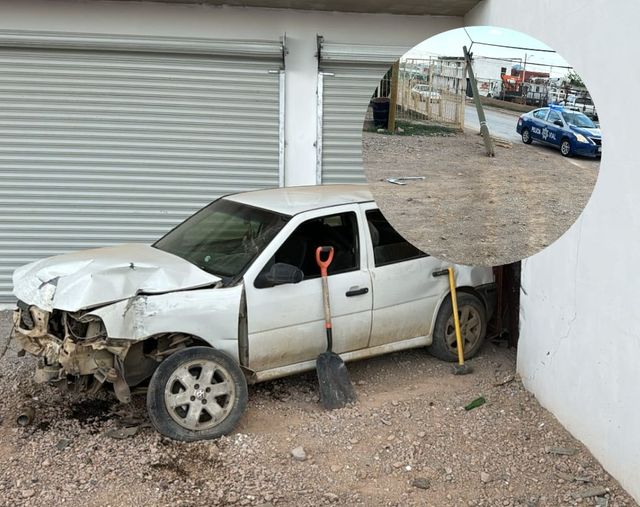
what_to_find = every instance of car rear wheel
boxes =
[560,138,573,157]
[147,346,248,441]
[428,293,487,362]
[521,128,532,144]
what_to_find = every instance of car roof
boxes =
[224,184,374,216]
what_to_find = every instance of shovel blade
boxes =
[316,351,357,410]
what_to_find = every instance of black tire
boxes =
[428,293,487,362]
[521,128,533,144]
[147,346,248,441]
[560,138,573,157]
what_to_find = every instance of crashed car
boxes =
[516,104,602,157]
[12,185,496,441]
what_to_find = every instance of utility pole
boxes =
[522,53,527,104]
[463,45,494,157]
[387,60,399,133]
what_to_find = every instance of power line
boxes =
[475,55,573,70]
[463,27,474,52]
[471,41,556,53]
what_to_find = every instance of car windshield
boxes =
[561,111,596,128]
[154,199,289,278]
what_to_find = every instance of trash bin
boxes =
[370,97,390,128]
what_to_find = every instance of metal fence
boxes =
[396,57,466,128]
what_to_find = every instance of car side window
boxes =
[366,209,426,267]
[547,110,562,124]
[533,109,548,120]
[257,211,359,285]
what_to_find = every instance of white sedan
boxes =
[411,84,441,102]
[12,185,495,441]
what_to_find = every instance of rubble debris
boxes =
[545,446,578,456]
[290,446,307,462]
[494,375,516,387]
[16,406,35,427]
[571,486,609,499]
[385,176,426,185]
[105,426,139,440]
[56,438,72,451]
[556,471,591,483]
[464,397,486,411]
[411,477,431,490]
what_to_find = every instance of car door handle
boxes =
[345,287,369,297]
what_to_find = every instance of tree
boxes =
[564,70,584,88]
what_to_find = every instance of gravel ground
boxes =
[0,310,635,507]
[363,130,600,266]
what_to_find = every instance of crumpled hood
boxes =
[13,243,221,312]
[570,125,601,138]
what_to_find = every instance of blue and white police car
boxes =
[516,104,602,157]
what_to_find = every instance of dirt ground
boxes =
[363,130,600,266]
[0,311,635,507]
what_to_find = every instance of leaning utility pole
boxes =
[463,45,495,157]
[387,60,399,133]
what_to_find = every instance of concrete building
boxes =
[0,0,637,501]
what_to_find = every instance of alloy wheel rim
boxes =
[164,359,235,431]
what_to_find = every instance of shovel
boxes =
[315,246,357,410]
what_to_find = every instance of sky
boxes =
[405,26,572,78]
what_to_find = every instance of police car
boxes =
[516,104,602,157]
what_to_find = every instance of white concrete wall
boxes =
[467,1,640,501]
[0,0,461,187]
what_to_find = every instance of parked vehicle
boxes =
[559,96,598,122]
[516,105,602,157]
[411,84,440,102]
[12,185,496,441]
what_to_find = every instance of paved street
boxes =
[463,103,599,170]
[464,103,522,141]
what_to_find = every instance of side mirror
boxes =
[255,263,304,288]
[554,120,564,127]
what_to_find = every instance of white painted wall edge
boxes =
[466,0,640,501]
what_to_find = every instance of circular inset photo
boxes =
[363,26,601,266]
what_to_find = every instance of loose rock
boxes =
[290,446,307,462]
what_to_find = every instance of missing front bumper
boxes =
[12,306,132,403]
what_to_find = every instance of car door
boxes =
[529,108,549,141]
[363,204,450,348]
[543,109,563,147]
[243,205,373,372]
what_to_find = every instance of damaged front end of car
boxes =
[12,301,135,402]
[10,243,229,402]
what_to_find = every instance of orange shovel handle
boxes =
[315,246,334,277]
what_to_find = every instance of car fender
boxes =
[88,284,244,361]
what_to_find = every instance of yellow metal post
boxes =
[448,267,465,365]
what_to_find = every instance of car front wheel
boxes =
[147,346,248,441]
[560,138,573,157]
[521,128,532,144]
[428,293,487,362]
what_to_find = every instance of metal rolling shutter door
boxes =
[0,31,284,302]
[319,42,405,184]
